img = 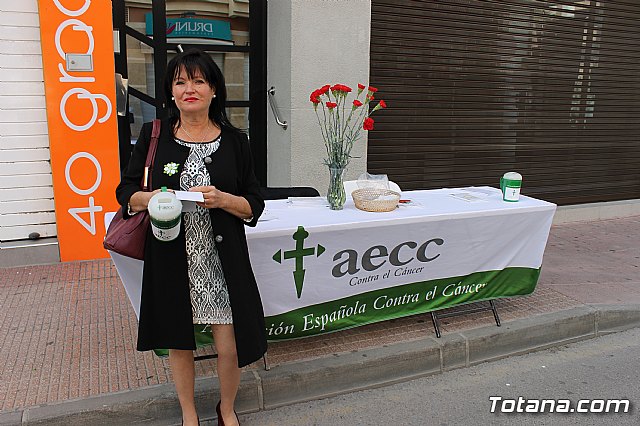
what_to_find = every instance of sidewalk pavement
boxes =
[1,216,640,425]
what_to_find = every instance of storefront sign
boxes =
[38,0,120,261]
[145,15,232,41]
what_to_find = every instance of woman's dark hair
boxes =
[164,48,240,132]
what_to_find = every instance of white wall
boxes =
[0,0,56,241]
[267,0,372,193]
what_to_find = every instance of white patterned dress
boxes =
[176,136,233,324]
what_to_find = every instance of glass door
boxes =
[112,0,266,183]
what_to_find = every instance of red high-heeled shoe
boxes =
[216,401,239,426]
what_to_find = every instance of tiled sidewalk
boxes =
[2,216,639,413]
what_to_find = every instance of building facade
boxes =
[1,0,639,265]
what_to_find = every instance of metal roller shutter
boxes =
[369,0,640,205]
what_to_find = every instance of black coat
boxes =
[116,119,267,368]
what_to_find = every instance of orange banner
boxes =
[38,0,120,261]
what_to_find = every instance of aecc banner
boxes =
[247,209,554,340]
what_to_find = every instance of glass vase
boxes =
[327,165,347,210]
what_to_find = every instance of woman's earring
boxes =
[171,96,175,101]
[212,94,216,98]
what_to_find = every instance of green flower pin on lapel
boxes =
[163,162,179,176]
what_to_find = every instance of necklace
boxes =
[180,120,210,143]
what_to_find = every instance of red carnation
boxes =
[331,84,352,93]
[326,101,338,109]
[379,100,387,108]
[310,90,321,104]
[353,99,363,107]
[358,83,366,90]
[363,117,374,131]
[320,85,331,95]
[368,86,378,93]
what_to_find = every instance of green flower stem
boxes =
[339,93,348,143]
[315,111,332,161]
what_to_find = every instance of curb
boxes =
[2,304,639,425]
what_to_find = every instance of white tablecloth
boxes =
[246,187,556,340]
[109,187,556,341]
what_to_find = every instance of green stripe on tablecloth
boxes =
[264,267,540,341]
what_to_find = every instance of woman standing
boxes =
[116,48,266,426]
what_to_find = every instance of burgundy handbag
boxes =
[104,119,161,260]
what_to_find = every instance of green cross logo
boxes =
[273,226,325,298]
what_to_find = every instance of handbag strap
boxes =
[142,119,161,191]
